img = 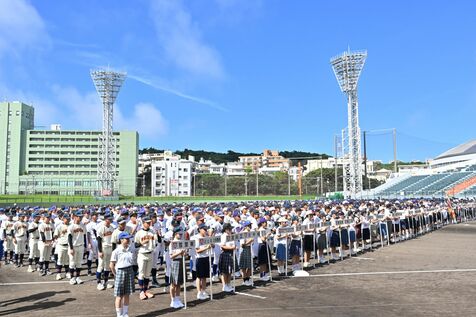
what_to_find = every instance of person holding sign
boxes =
[110,232,135,317]
[169,226,186,308]
[193,223,211,300]
[275,217,289,276]
[219,223,235,292]
[289,216,302,273]
[239,221,253,285]
[257,217,271,281]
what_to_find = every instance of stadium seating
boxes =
[373,171,476,198]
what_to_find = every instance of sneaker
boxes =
[197,292,206,300]
[27,265,34,273]
[201,291,210,298]
[163,286,169,293]
[212,275,220,282]
[87,270,93,276]
[151,280,160,288]
[260,274,270,282]
[75,277,83,284]
[234,271,241,278]
[145,290,155,299]
[37,266,41,272]
[303,262,310,268]
[40,271,47,277]
[175,298,184,308]
[66,272,72,279]
[106,283,114,289]
[69,278,77,285]
[319,257,327,264]
[170,300,176,308]
[56,273,63,280]
[46,270,52,275]
[139,291,147,300]
[97,282,106,290]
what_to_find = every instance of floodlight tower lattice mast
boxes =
[330,50,367,198]
[90,69,126,197]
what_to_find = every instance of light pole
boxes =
[256,169,259,197]
[224,169,228,196]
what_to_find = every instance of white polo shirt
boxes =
[111,245,135,269]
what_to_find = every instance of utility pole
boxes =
[320,157,324,196]
[245,174,248,196]
[298,161,302,196]
[363,130,367,189]
[334,135,338,192]
[224,170,228,196]
[256,169,259,197]
[288,172,291,196]
[142,174,145,196]
[393,128,397,173]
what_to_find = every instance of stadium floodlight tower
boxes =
[330,49,367,198]
[91,69,126,198]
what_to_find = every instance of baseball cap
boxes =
[118,232,132,240]
[142,216,152,223]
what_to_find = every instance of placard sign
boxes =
[171,240,196,250]
[198,236,222,246]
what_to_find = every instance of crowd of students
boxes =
[0,198,474,317]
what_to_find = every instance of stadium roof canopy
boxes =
[435,140,476,160]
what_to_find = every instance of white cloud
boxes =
[0,0,50,58]
[51,85,168,140]
[129,74,228,112]
[116,102,168,138]
[150,0,225,79]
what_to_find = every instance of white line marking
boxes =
[292,268,476,278]
[0,281,71,286]
[234,291,266,299]
[353,257,375,260]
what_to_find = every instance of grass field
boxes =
[0,194,317,206]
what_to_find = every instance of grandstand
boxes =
[370,140,476,198]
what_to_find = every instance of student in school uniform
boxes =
[239,221,253,285]
[27,212,41,272]
[275,217,289,276]
[67,211,87,285]
[192,223,211,300]
[1,212,15,264]
[257,217,271,281]
[13,213,28,267]
[38,213,55,276]
[110,232,135,317]
[289,216,302,273]
[96,214,115,290]
[219,223,235,292]
[54,214,71,280]
[134,216,156,300]
[169,226,186,309]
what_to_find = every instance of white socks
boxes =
[115,308,122,317]
[123,305,128,315]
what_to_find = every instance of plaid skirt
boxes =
[170,259,184,285]
[219,251,234,275]
[239,246,252,269]
[114,266,135,297]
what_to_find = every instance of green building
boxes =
[0,101,138,196]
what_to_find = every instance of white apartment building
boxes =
[305,158,380,175]
[151,151,194,196]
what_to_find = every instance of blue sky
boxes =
[0,0,475,162]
